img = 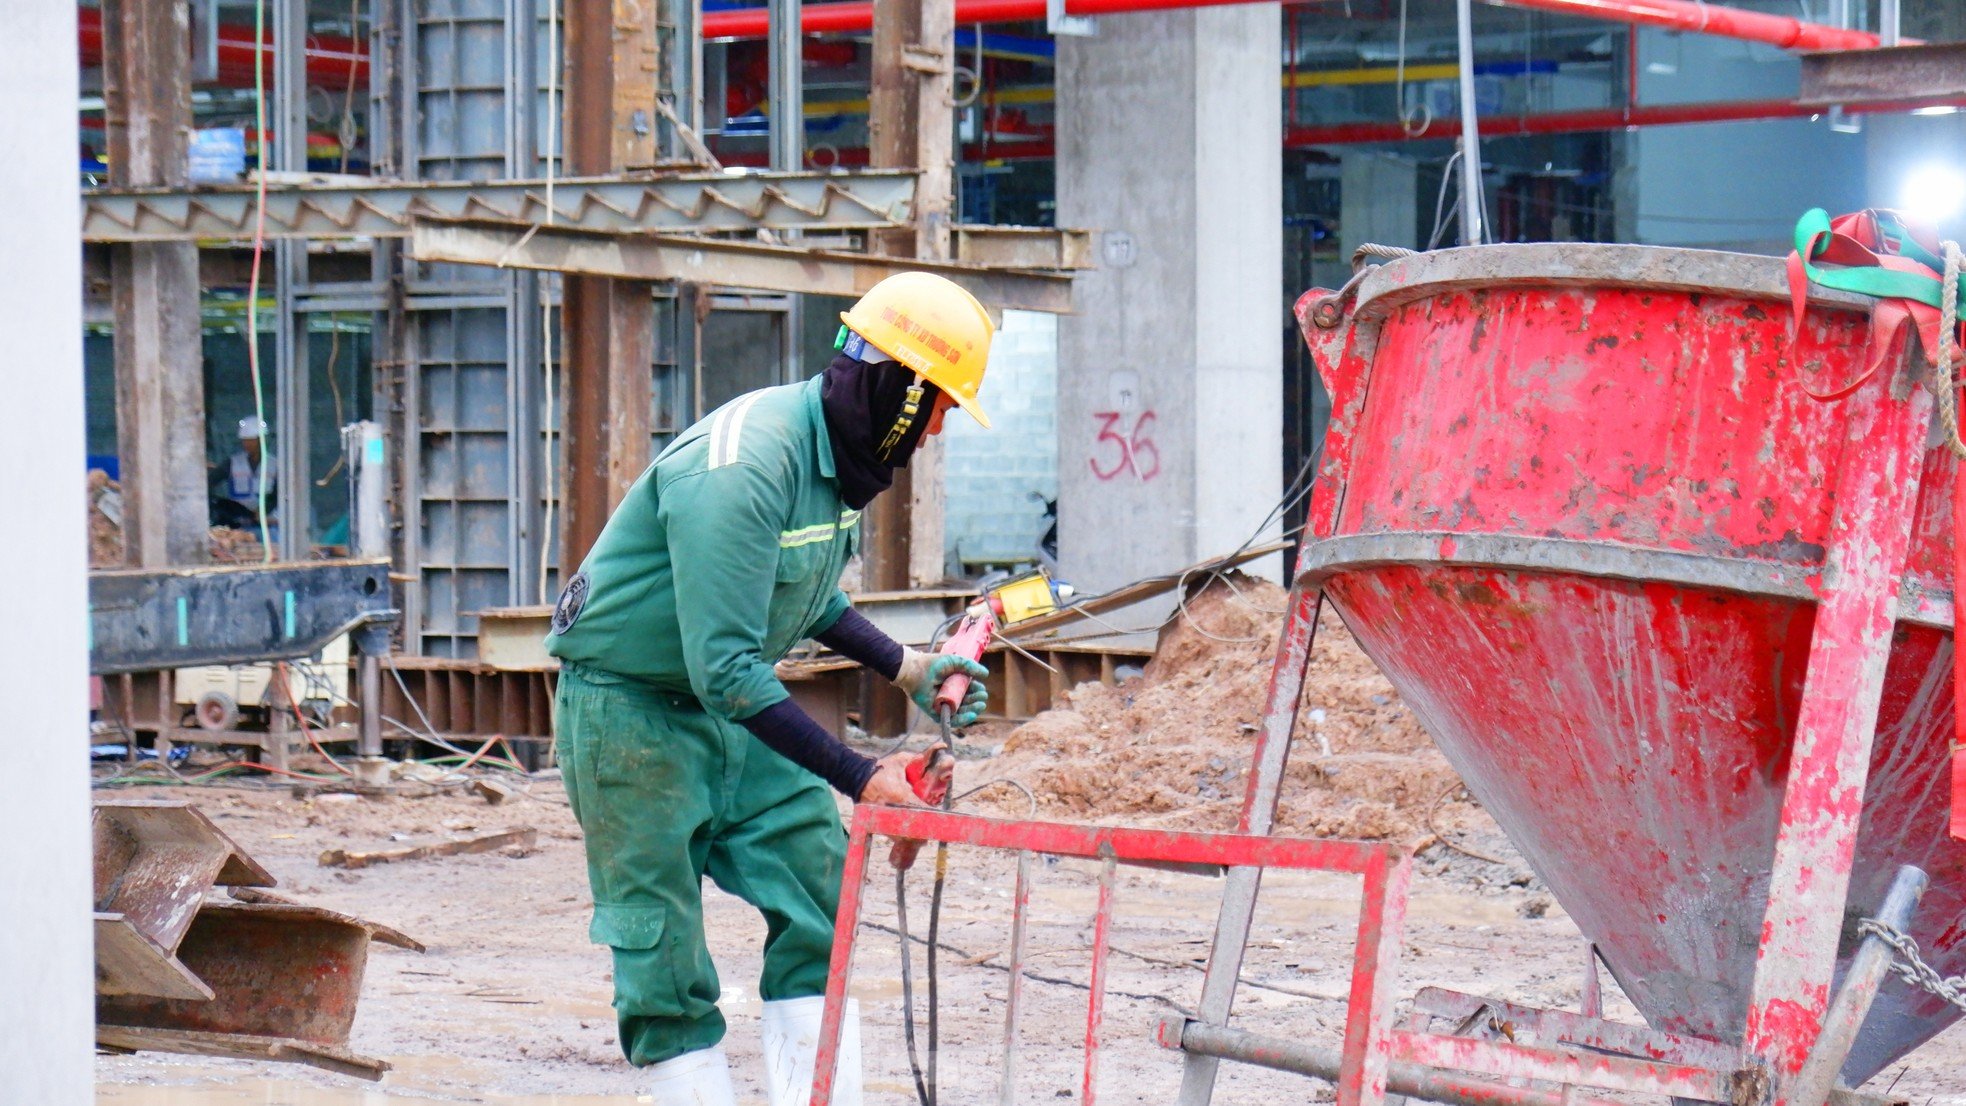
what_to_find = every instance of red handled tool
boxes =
[930,600,997,722]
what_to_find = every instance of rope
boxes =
[1352,243,1419,273]
[1934,241,1965,459]
[1307,243,1422,331]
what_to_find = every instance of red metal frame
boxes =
[1744,332,1935,1088]
[808,806,1413,1106]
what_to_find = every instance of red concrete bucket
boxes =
[1296,244,1965,1085]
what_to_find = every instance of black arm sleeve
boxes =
[740,698,881,799]
[813,607,905,682]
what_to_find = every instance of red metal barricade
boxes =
[809,807,1414,1106]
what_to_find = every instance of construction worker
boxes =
[545,272,996,1106]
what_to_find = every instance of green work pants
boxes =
[555,662,848,1067]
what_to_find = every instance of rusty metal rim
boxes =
[1350,244,1878,321]
[1294,531,1954,630]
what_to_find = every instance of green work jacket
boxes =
[544,377,861,721]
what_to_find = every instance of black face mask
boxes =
[820,353,942,510]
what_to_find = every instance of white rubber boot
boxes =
[761,995,862,1106]
[646,1046,738,1106]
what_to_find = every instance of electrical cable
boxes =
[896,866,932,1106]
[247,0,273,560]
[276,661,352,774]
[537,0,561,605]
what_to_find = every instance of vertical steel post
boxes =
[768,0,803,171]
[558,0,658,573]
[1743,351,1934,1091]
[103,0,209,567]
[346,421,390,778]
[274,0,311,560]
[1176,583,1324,1106]
[1083,851,1118,1106]
[866,0,957,595]
[1455,0,1484,246]
[1879,0,1900,44]
[1789,866,1929,1106]
[1000,849,1033,1106]
[813,818,875,1106]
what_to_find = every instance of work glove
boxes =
[893,648,990,727]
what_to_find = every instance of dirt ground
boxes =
[94,577,1966,1104]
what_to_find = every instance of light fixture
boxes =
[1900,164,1966,226]
[1912,105,1962,117]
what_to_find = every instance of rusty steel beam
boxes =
[102,0,208,567]
[862,0,960,609]
[954,225,1097,270]
[80,173,918,242]
[558,0,662,573]
[408,218,1076,313]
[1800,42,1966,105]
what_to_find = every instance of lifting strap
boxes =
[1788,207,1966,842]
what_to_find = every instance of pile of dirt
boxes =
[976,572,1479,842]
[208,525,265,563]
[88,469,124,567]
[86,470,266,565]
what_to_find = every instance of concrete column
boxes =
[0,3,94,1098]
[1056,5,1283,592]
[103,0,209,566]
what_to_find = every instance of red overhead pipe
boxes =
[1484,0,1892,51]
[78,7,369,92]
[1285,94,1966,145]
[702,0,1894,49]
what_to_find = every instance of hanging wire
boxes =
[247,0,273,560]
[537,0,562,604]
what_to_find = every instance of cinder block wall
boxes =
[942,310,1059,573]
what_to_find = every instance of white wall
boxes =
[0,2,94,1100]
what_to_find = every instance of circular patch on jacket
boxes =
[551,571,590,635]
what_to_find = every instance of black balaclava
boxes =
[820,351,944,510]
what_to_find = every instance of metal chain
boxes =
[1857,918,1966,1013]
[1927,240,1965,458]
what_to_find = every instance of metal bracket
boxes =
[1047,0,1098,37]
[902,45,951,76]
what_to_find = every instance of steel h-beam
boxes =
[103,0,209,567]
[81,173,917,242]
[558,0,661,573]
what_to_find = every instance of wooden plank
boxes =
[319,827,538,870]
[94,1026,389,1082]
[998,541,1290,644]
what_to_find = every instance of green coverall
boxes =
[546,377,864,1066]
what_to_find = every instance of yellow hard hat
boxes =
[840,272,994,429]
